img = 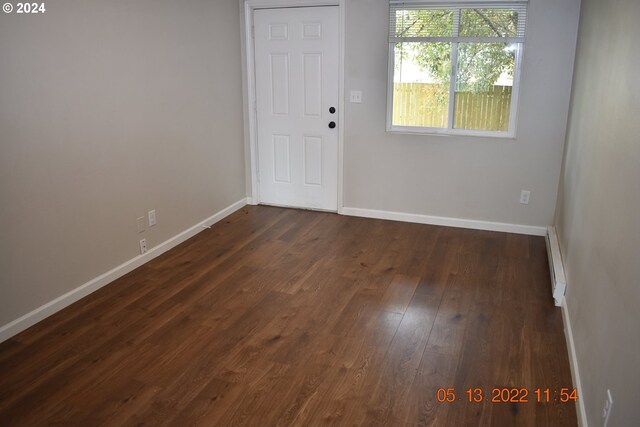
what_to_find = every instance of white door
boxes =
[254,6,339,211]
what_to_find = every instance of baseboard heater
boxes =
[545,226,567,306]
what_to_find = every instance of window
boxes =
[387,1,527,137]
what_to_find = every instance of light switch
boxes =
[148,210,156,226]
[350,90,362,103]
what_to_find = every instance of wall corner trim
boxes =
[341,206,546,236]
[0,198,248,344]
[561,298,589,427]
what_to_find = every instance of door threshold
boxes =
[257,202,337,214]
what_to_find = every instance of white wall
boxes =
[0,0,246,327]
[555,0,640,424]
[342,0,580,227]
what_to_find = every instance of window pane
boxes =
[453,42,516,132]
[394,9,454,38]
[459,8,520,38]
[392,42,451,128]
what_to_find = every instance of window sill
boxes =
[386,125,516,139]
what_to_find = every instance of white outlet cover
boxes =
[139,238,147,254]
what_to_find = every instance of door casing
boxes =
[242,0,345,212]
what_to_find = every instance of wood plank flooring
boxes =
[0,206,577,426]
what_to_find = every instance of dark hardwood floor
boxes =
[0,206,577,426]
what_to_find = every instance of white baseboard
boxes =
[545,226,567,306]
[0,198,249,344]
[561,299,588,427]
[341,207,546,236]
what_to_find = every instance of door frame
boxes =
[242,0,345,212]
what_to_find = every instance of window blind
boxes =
[389,1,527,43]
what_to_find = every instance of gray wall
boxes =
[555,0,640,424]
[343,0,580,227]
[0,0,246,326]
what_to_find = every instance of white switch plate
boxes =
[350,90,362,103]
[520,190,531,204]
[148,210,156,227]
[137,216,145,233]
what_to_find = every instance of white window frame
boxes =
[386,1,527,138]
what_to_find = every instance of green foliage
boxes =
[395,8,518,92]
[455,42,515,92]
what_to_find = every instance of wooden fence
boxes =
[393,83,512,131]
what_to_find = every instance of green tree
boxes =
[395,8,518,92]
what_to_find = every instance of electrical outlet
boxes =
[148,210,156,227]
[139,238,147,254]
[350,90,362,103]
[520,190,531,204]
[137,216,145,233]
[603,389,613,427]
